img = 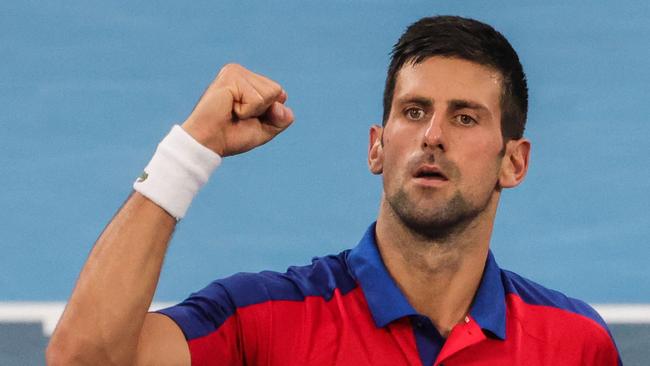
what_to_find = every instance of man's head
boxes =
[383,15,528,141]
[369,16,530,240]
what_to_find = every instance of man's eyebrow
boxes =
[448,99,490,114]
[395,95,433,108]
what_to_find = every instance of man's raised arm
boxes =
[46,64,294,366]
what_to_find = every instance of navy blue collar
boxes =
[347,223,506,340]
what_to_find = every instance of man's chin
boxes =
[387,189,480,240]
[400,213,467,240]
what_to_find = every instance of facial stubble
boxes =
[386,182,494,242]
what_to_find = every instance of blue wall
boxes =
[1,1,648,302]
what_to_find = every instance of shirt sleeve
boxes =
[156,280,244,366]
[585,311,623,366]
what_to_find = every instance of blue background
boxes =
[1,1,648,303]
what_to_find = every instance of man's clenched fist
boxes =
[181,63,294,157]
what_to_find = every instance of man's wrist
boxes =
[180,118,227,156]
[133,125,222,220]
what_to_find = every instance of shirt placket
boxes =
[434,315,486,366]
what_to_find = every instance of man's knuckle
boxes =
[222,63,240,71]
[219,63,243,78]
[270,84,282,97]
[254,92,266,105]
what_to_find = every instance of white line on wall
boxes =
[0,302,648,337]
[0,302,174,336]
[592,304,650,324]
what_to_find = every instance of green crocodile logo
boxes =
[136,172,149,183]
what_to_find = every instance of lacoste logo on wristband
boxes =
[136,172,149,183]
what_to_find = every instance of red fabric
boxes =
[188,290,619,366]
[434,294,619,365]
[188,287,421,365]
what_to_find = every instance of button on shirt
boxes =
[159,223,621,365]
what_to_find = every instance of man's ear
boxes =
[368,124,384,175]
[498,138,531,188]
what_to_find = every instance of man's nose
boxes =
[423,113,445,151]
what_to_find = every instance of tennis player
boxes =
[47,16,621,365]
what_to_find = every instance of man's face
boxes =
[370,57,508,238]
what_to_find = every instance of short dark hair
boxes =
[382,15,528,140]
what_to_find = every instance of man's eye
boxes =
[455,114,477,126]
[405,108,425,120]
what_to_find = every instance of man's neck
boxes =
[375,198,497,337]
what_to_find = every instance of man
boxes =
[47,16,620,365]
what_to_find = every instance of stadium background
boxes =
[1,1,648,364]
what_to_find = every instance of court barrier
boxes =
[0,302,648,336]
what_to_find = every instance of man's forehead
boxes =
[393,56,503,106]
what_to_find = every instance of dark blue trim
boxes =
[158,282,235,340]
[347,223,418,327]
[502,269,611,335]
[469,251,506,340]
[159,251,358,340]
[501,269,621,365]
[412,315,445,366]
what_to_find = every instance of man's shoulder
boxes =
[214,250,358,307]
[158,251,359,342]
[499,268,615,345]
[492,268,621,364]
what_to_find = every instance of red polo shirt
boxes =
[159,224,621,365]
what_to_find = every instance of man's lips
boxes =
[413,165,448,181]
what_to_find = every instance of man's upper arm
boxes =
[135,313,191,366]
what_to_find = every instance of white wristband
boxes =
[133,125,222,220]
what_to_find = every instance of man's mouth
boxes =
[413,166,448,181]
